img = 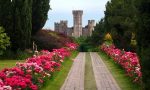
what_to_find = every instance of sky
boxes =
[43,0,109,30]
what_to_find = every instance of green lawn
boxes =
[98,51,142,90]
[41,51,78,90]
[0,60,24,70]
[84,52,97,90]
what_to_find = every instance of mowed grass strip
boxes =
[0,60,24,70]
[41,51,78,90]
[84,52,97,90]
[98,51,142,90]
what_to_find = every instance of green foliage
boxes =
[77,19,106,52]
[32,0,50,35]
[74,37,99,52]
[0,0,32,50]
[75,36,86,45]
[15,49,32,60]
[77,19,107,52]
[90,19,106,46]
[136,0,150,89]
[0,0,50,51]
[0,27,10,55]
[11,0,32,50]
[0,0,13,38]
[0,49,32,60]
[104,0,137,51]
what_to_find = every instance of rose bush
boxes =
[0,42,78,90]
[101,43,142,83]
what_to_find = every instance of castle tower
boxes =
[54,22,60,32]
[72,10,83,38]
[88,20,95,36]
[54,20,68,35]
[60,20,68,34]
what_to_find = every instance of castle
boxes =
[54,10,95,38]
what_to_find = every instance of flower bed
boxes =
[0,43,78,90]
[101,43,142,83]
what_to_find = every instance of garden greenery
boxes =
[0,27,10,55]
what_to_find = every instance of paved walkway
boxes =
[90,52,121,90]
[61,52,120,90]
[61,52,85,90]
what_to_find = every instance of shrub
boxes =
[32,30,73,51]
[0,27,10,55]
[15,49,32,60]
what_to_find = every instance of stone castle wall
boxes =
[54,10,95,37]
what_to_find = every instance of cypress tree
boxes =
[32,0,50,35]
[12,0,32,50]
[0,0,50,50]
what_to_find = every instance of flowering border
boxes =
[101,43,142,83]
[0,43,78,90]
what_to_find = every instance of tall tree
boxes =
[90,19,106,46]
[136,0,150,89]
[12,0,32,50]
[0,0,13,42]
[104,0,137,51]
[32,0,50,35]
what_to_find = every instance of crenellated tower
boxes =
[88,20,95,36]
[72,10,83,38]
[54,22,60,32]
[54,20,68,34]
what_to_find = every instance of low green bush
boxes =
[15,49,32,60]
[0,27,10,55]
[0,49,32,60]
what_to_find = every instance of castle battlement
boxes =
[54,22,59,25]
[60,20,68,24]
[54,10,95,38]
[88,20,95,24]
[72,10,83,15]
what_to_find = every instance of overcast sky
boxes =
[43,0,109,29]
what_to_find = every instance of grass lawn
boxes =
[41,51,78,90]
[98,51,142,90]
[0,60,25,70]
[84,52,97,90]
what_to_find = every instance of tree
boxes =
[0,27,10,55]
[12,0,32,50]
[0,0,33,51]
[32,0,50,35]
[0,0,13,43]
[104,0,137,51]
[136,0,150,89]
[90,19,106,46]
